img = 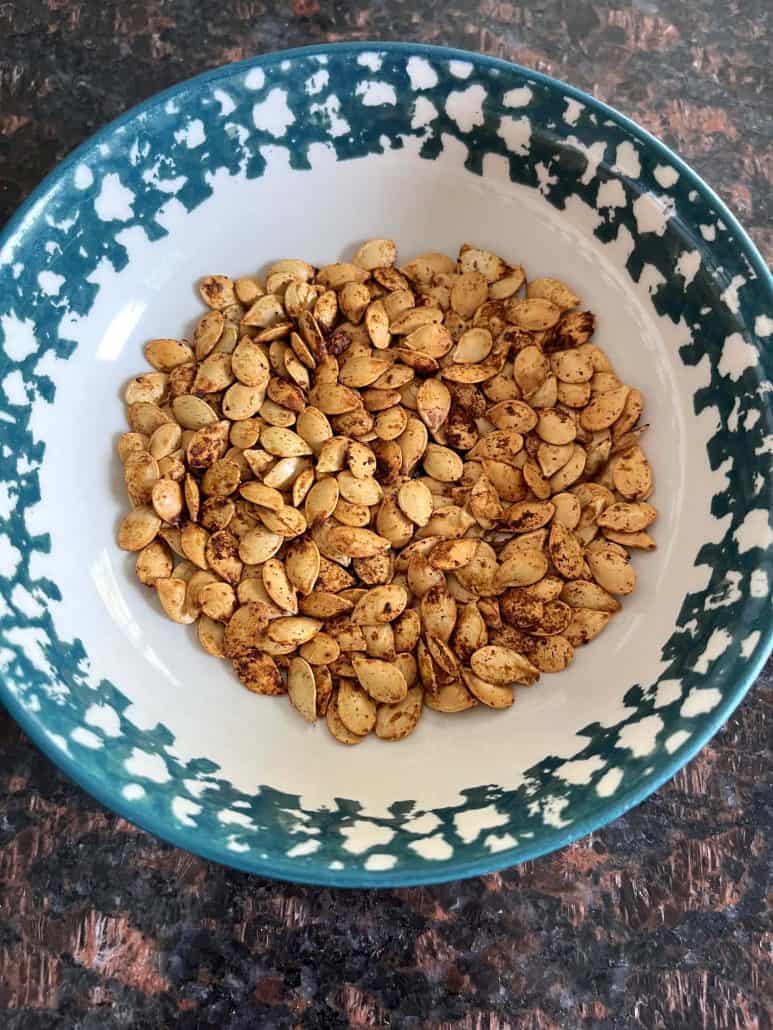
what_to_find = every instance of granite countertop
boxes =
[1,2,771,1027]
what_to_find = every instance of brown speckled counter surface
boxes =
[1,2,771,1027]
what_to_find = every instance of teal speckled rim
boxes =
[0,42,771,886]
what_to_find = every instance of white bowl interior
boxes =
[27,142,719,820]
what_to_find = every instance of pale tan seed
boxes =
[351,584,408,625]
[144,338,194,371]
[118,506,161,551]
[262,557,298,613]
[156,576,197,624]
[580,385,630,431]
[552,492,582,530]
[454,327,493,364]
[560,580,620,612]
[135,539,173,585]
[587,544,636,595]
[461,668,514,708]
[283,537,320,596]
[416,379,451,434]
[529,635,574,673]
[198,615,226,658]
[425,681,478,713]
[337,470,382,506]
[423,444,463,482]
[326,691,365,745]
[494,550,549,590]
[287,656,318,722]
[299,632,340,665]
[295,406,333,452]
[375,686,423,741]
[125,372,168,406]
[326,526,390,558]
[526,277,579,309]
[346,440,377,479]
[404,322,453,359]
[612,445,653,500]
[513,346,549,396]
[563,608,612,647]
[238,526,283,565]
[337,678,377,735]
[397,480,433,527]
[597,501,657,532]
[429,538,479,571]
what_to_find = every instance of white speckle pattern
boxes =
[566,136,606,184]
[446,85,486,133]
[310,95,350,138]
[718,332,758,380]
[734,508,773,553]
[404,813,442,836]
[497,115,531,156]
[94,173,135,222]
[174,118,206,149]
[286,839,321,857]
[676,250,701,287]
[172,796,202,827]
[750,569,768,598]
[503,86,533,108]
[485,833,517,853]
[357,52,383,71]
[741,631,760,658]
[305,70,329,96]
[681,687,722,717]
[633,192,675,236]
[665,731,690,754]
[406,56,438,90]
[617,716,663,758]
[218,809,254,828]
[655,679,688,712]
[596,768,624,797]
[454,805,509,844]
[409,834,454,860]
[412,96,438,130]
[341,820,395,854]
[252,89,295,138]
[244,67,265,90]
[84,703,121,737]
[73,164,93,189]
[654,164,680,188]
[124,748,170,783]
[613,141,641,178]
[364,853,397,871]
[1,312,38,361]
[122,783,146,801]
[754,314,772,336]
[448,60,472,79]
[556,755,606,784]
[212,88,235,116]
[71,727,101,749]
[37,271,65,296]
[721,274,746,314]
[693,629,732,674]
[596,179,627,210]
[563,98,584,125]
[355,81,397,106]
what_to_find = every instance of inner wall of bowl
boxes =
[31,143,716,814]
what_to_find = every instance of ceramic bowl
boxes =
[0,43,770,886]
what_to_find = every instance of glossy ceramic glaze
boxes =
[0,43,770,885]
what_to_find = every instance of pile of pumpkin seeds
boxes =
[117,240,656,744]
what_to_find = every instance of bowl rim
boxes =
[1,40,771,887]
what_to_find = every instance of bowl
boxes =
[0,42,770,886]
